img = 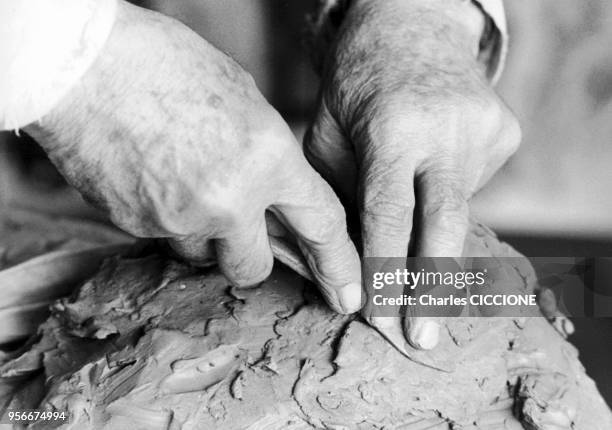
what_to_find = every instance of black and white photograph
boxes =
[1,1,611,429]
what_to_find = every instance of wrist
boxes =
[311,0,487,74]
[354,0,485,58]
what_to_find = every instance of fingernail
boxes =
[338,283,362,314]
[371,316,396,329]
[409,320,440,350]
[562,318,575,336]
[541,408,572,427]
[515,317,527,327]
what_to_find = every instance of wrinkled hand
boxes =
[305,0,521,350]
[25,1,362,314]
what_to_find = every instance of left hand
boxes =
[305,0,521,352]
[24,1,364,315]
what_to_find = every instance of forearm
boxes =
[339,0,486,79]
[310,0,505,83]
[349,0,485,57]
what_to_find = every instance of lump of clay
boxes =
[1,222,611,429]
[0,209,133,344]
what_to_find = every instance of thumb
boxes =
[273,157,363,315]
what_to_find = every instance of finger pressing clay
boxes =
[1,222,610,430]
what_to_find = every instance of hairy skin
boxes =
[305,0,522,351]
[25,0,363,315]
[21,0,565,360]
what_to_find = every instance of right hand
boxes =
[24,1,362,314]
[305,0,520,350]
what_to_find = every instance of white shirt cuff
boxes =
[473,0,508,84]
[0,0,118,130]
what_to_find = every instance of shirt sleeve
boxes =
[0,0,118,131]
[472,0,507,84]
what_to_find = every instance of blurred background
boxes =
[0,0,610,402]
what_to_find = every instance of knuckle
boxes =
[349,97,400,148]
[301,237,357,299]
[247,113,297,163]
[225,252,273,288]
[303,138,329,171]
[139,177,204,236]
[307,109,342,148]
[370,102,399,128]
[422,183,468,221]
[478,97,505,125]
[361,167,415,229]
[223,206,244,228]
[442,91,506,131]
[368,106,404,145]
[200,188,269,235]
[201,198,242,232]
[308,206,348,246]
[499,111,522,155]
[305,241,346,280]
[362,197,415,229]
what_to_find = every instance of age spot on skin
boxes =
[108,129,124,144]
[587,62,612,109]
[207,94,223,109]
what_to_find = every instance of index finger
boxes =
[415,168,470,257]
[357,154,444,350]
[403,167,469,349]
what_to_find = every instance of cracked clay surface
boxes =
[1,222,611,429]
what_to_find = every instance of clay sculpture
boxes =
[1,221,611,429]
